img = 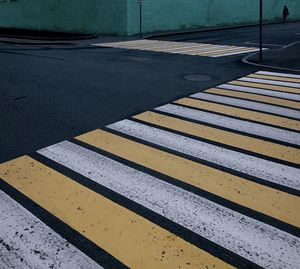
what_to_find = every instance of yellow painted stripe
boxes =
[199,47,256,56]
[229,80,300,94]
[133,111,300,164]
[206,88,300,110]
[0,156,232,269]
[175,97,300,131]
[249,74,300,84]
[76,129,300,228]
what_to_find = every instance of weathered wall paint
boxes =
[0,0,299,35]
[0,0,128,35]
[127,0,300,35]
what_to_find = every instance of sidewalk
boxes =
[245,42,300,72]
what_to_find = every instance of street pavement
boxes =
[0,22,300,268]
[1,70,300,268]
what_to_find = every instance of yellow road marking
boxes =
[199,47,256,56]
[175,97,300,131]
[0,156,231,269]
[229,80,300,94]
[133,111,300,164]
[206,88,300,110]
[76,129,300,228]
[249,74,300,84]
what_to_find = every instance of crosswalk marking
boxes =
[37,141,300,269]
[175,97,300,131]
[134,111,300,164]
[207,88,300,109]
[249,73,300,84]
[157,103,300,146]
[256,70,300,79]
[94,40,263,58]
[238,77,300,89]
[76,129,300,227]
[108,119,300,191]
[0,156,228,269]
[229,80,300,94]
[191,92,300,119]
[218,84,300,101]
[0,190,102,269]
[1,70,299,269]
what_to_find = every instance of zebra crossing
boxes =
[94,39,266,57]
[0,70,300,268]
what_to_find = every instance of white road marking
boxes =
[0,190,102,269]
[256,71,300,79]
[94,40,261,58]
[108,120,300,190]
[155,104,300,146]
[240,77,300,89]
[191,92,300,119]
[38,141,300,269]
[211,48,260,57]
[218,84,300,101]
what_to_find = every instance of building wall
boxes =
[0,0,128,35]
[0,0,299,35]
[127,0,300,35]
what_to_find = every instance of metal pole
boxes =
[259,0,263,61]
[139,1,142,38]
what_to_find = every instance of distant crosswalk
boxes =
[94,39,266,57]
[0,70,299,269]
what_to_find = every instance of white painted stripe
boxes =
[162,45,230,54]
[186,46,250,56]
[240,77,300,89]
[211,48,260,57]
[155,104,300,146]
[218,84,300,101]
[95,40,259,57]
[108,120,300,190]
[256,71,300,79]
[38,141,300,269]
[0,190,102,269]
[191,92,300,119]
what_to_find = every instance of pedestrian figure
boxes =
[283,6,289,21]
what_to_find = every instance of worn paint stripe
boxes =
[179,46,242,55]
[191,92,300,119]
[249,74,300,84]
[218,84,300,101]
[0,156,227,269]
[199,47,259,57]
[256,71,300,79]
[134,111,300,164]
[0,190,102,269]
[108,120,300,191]
[39,141,300,269]
[229,80,300,94]
[206,88,300,110]
[210,49,260,57]
[166,44,233,54]
[239,77,300,89]
[176,97,300,131]
[141,44,222,53]
[76,129,300,228]
[169,45,236,55]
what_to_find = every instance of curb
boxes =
[242,41,300,74]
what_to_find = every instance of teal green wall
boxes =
[0,0,128,35]
[127,0,300,35]
[0,0,299,35]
